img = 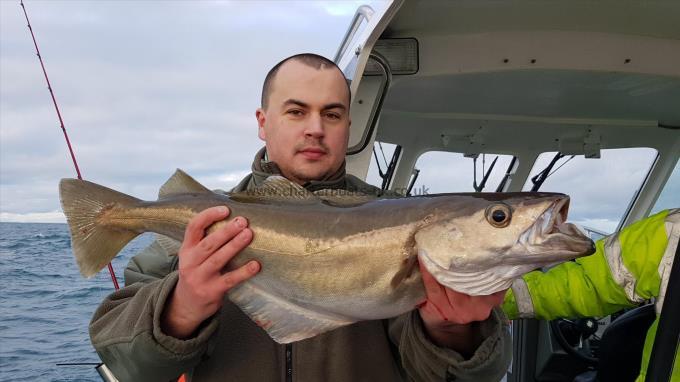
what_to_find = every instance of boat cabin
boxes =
[337,1,680,381]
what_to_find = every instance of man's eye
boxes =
[288,110,304,116]
[325,113,341,120]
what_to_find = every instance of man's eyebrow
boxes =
[322,103,347,112]
[282,99,347,112]
[282,99,309,109]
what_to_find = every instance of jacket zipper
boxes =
[285,343,293,382]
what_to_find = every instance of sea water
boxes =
[0,222,153,381]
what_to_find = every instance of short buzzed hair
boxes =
[261,53,351,109]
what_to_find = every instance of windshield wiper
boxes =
[372,143,402,191]
[530,152,575,192]
[406,168,420,196]
[473,154,499,192]
[496,156,518,192]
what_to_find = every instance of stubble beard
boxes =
[285,140,334,183]
[283,163,332,185]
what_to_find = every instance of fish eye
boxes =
[485,203,512,228]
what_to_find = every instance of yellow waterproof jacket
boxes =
[502,208,680,382]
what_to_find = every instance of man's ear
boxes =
[256,108,266,141]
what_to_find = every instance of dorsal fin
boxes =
[229,176,319,204]
[158,169,212,199]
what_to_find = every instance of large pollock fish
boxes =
[59,169,594,343]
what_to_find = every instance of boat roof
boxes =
[338,0,680,226]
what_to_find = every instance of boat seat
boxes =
[573,304,656,382]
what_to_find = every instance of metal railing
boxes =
[333,5,374,63]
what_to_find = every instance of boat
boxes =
[336,1,680,381]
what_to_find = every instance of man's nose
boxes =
[304,113,325,138]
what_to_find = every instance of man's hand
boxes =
[161,206,260,339]
[418,261,506,357]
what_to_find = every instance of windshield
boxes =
[366,145,516,194]
[522,148,658,234]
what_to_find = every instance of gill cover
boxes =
[414,195,592,295]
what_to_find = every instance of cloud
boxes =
[527,149,659,223]
[2,1,384,217]
[0,211,65,224]
[2,0,676,229]
[316,1,379,16]
[196,170,253,191]
[571,218,619,235]
[401,151,517,195]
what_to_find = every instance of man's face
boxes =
[256,60,350,185]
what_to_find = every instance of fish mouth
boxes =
[513,197,595,264]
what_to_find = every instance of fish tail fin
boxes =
[59,179,142,278]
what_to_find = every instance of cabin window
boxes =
[650,160,680,216]
[409,151,516,195]
[523,148,658,235]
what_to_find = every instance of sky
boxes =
[0,0,386,221]
[1,0,678,234]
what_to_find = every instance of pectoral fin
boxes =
[228,280,355,344]
[155,234,181,255]
[390,248,419,289]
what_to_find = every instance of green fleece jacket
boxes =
[89,148,512,382]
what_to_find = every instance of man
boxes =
[90,53,511,381]
[502,208,679,381]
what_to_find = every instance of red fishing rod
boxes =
[20,0,120,290]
